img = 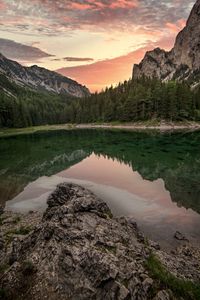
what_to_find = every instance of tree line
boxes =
[68,77,200,123]
[0,74,75,128]
[0,74,200,128]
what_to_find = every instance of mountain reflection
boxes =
[0,129,199,214]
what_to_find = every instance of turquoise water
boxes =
[0,129,200,247]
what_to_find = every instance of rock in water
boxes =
[133,0,200,88]
[0,183,199,299]
[0,183,152,299]
[174,231,188,241]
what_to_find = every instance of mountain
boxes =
[133,0,200,88]
[0,53,90,98]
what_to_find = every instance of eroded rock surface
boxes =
[133,0,200,88]
[0,53,90,98]
[0,183,199,299]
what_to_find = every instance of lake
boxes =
[0,129,200,249]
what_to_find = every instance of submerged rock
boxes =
[174,231,188,241]
[0,183,199,299]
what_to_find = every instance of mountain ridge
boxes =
[133,0,200,88]
[0,53,90,98]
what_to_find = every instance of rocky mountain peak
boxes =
[172,0,200,70]
[133,0,200,87]
[0,53,90,98]
[187,0,200,26]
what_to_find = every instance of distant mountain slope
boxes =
[133,0,200,88]
[0,53,90,98]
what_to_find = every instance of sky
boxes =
[0,0,195,92]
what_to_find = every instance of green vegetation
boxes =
[21,260,36,276]
[0,263,9,274]
[0,216,8,226]
[0,288,8,300]
[6,225,33,236]
[12,216,21,224]
[4,225,33,244]
[146,254,200,299]
[1,74,200,128]
[0,73,76,128]
[0,216,20,226]
[73,77,200,123]
[0,124,76,138]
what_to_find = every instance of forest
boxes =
[0,74,75,128]
[0,74,200,128]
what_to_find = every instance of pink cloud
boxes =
[56,36,174,93]
[166,19,186,33]
[0,1,6,10]
[69,0,138,10]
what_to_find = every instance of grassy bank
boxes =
[0,124,75,138]
[146,254,200,299]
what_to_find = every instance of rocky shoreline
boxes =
[76,122,200,131]
[1,122,200,138]
[0,183,200,299]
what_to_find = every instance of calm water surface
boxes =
[0,129,200,248]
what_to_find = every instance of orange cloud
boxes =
[88,1,106,9]
[70,2,92,10]
[110,0,138,9]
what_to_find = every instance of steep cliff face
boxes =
[133,0,200,87]
[172,0,200,70]
[0,53,90,98]
[133,48,176,81]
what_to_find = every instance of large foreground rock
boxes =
[0,183,199,299]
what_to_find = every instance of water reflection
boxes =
[6,153,200,248]
[0,129,200,216]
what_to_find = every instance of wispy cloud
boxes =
[51,57,94,62]
[0,0,195,90]
[0,38,53,61]
[63,57,94,62]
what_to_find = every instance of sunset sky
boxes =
[0,0,195,92]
